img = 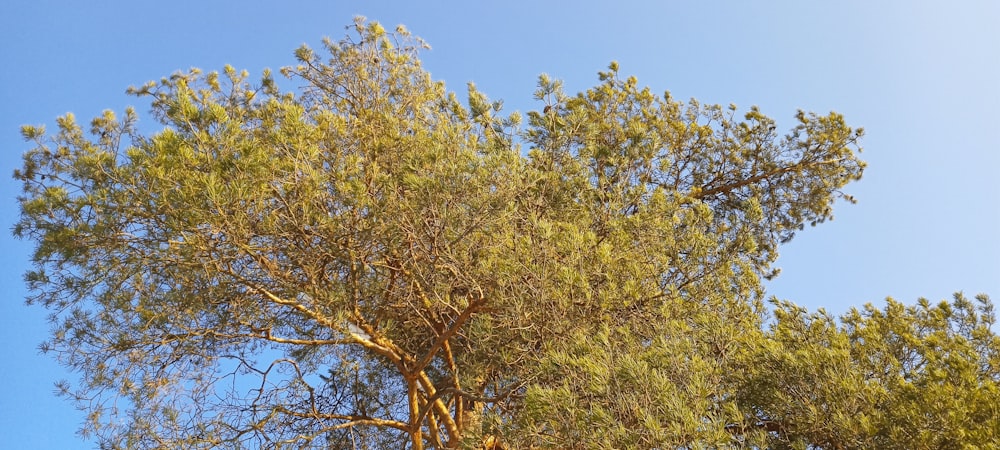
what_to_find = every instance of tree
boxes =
[734,293,1000,449]
[14,18,996,449]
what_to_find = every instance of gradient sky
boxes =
[2,1,998,447]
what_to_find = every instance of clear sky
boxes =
[2,1,998,447]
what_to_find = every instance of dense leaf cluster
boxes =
[15,18,998,449]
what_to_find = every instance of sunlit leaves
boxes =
[15,16,992,450]
[738,293,1000,448]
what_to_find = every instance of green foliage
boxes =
[735,293,1000,449]
[13,17,996,449]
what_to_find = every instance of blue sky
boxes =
[2,1,998,447]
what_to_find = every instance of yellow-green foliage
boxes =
[14,17,994,450]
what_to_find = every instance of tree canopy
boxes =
[14,18,999,449]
